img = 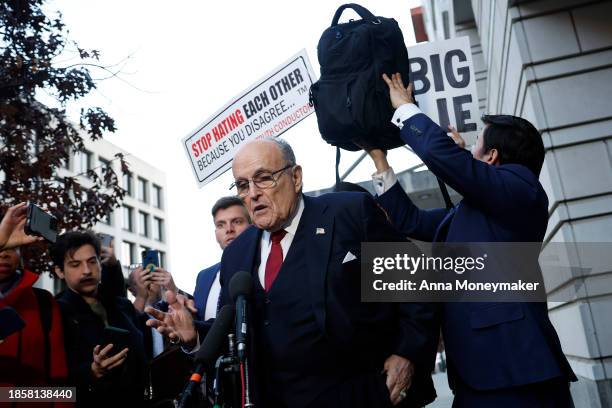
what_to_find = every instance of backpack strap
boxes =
[331,3,376,26]
[33,288,52,382]
[335,146,341,185]
[436,177,454,209]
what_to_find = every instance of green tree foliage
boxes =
[0,0,128,275]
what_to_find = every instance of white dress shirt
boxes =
[390,103,423,129]
[184,197,305,355]
[257,196,305,288]
[204,270,221,320]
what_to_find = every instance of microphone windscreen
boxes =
[229,271,253,301]
[194,304,234,365]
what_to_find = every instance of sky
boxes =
[49,0,423,292]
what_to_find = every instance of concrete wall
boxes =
[475,1,612,406]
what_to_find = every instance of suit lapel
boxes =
[202,265,218,295]
[302,195,334,334]
[220,226,262,305]
[234,226,262,276]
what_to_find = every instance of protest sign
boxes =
[182,49,316,188]
[408,36,480,143]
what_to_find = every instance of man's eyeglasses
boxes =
[230,164,293,197]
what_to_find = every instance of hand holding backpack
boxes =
[311,4,454,208]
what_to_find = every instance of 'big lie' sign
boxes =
[183,49,316,188]
[407,36,480,141]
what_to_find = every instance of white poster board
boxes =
[182,49,316,188]
[407,36,480,143]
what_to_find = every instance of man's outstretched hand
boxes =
[447,125,466,148]
[145,290,197,348]
[382,73,414,109]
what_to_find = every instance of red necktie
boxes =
[264,229,287,291]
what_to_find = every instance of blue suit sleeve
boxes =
[401,113,540,216]
[376,182,448,241]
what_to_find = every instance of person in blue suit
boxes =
[147,138,439,407]
[367,73,577,407]
[193,196,251,321]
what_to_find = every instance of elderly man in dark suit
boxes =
[147,139,439,408]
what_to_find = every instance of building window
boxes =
[122,205,133,231]
[138,211,149,237]
[153,184,163,209]
[137,177,148,203]
[442,11,450,39]
[120,241,135,266]
[159,251,166,269]
[100,210,112,226]
[61,155,71,170]
[139,246,149,260]
[123,172,133,196]
[75,150,92,175]
[98,157,111,182]
[153,217,164,242]
[431,1,437,31]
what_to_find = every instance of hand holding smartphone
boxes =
[141,249,160,275]
[97,233,113,248]
[25,202,58,243]
[101,326,131,357]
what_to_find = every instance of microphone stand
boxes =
[212,334,241,408]
[243,358,254,408]
[178,367,205,408]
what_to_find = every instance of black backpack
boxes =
[310,3,411,153]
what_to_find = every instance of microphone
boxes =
[229,271,253,361]
[178,305,234,408]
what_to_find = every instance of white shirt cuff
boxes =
[372,167,398,196]
[182,332,201,354]
[391,104,422,129]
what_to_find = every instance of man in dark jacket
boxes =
[51,231,148,407]
[367,73,576,407]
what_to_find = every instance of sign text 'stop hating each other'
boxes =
[182,49,316,188]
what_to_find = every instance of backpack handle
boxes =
[331,3,376,26]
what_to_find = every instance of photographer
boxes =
[51,231,148,408]
[365,73,576,407]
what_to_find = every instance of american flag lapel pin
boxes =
[316,228,325,235]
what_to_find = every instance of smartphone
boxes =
[25,202,58,243]
[0,307,25,340]
[97,233,113,248]
[101,325,131,357]
[141,249,160,274]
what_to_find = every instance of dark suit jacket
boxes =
[193,262,220,321]
[216,192,439,407]
[56,286,148,407]
[376,112,576,390]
